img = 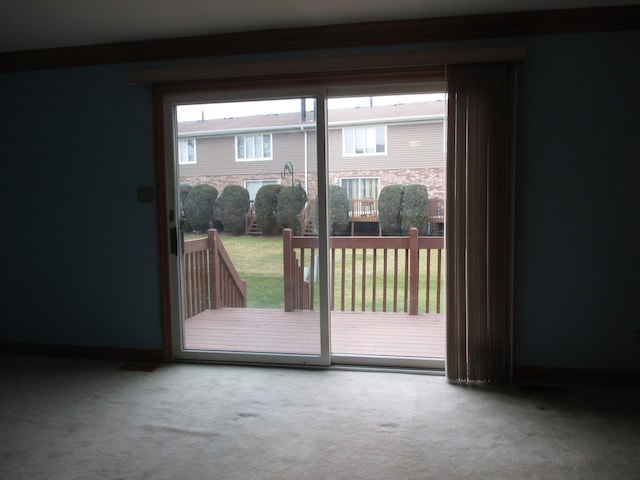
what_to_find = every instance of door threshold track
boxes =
[175,357,445,376]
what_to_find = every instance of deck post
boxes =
[208,229,220,309]
[283,229,294,312]
[409,227,419,315]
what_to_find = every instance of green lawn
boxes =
[217,235,285,309]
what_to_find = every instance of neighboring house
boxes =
[177,99,446,226]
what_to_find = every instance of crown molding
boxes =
[1,5,638,73]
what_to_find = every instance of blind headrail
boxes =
[128,45,526,84]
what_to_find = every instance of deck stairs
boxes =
[245,214,262,235]
[244,202,262,235]
[300,199,317,236]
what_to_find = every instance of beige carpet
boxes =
[1,354,638,479]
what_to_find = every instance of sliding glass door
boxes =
[326,91,446,369]
[163,91,330,365]
[162,86,445,369]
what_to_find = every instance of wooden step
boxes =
[246,218,262,235]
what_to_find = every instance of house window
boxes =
[244,179,279,201]
[340,177,380,200]
[178,138,196,164]
[236,133,272,161]
[343,126,386,155]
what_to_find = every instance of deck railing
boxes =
[349,198,379,221]
[183,229,247,318]
[283,227,444,315]
[349,198,379,235]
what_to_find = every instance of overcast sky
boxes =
[176,93,445,122]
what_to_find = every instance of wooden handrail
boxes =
[183,229,246,318]
[283,227,445,314]
[183,237,209,318]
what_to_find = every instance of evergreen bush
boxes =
[254,184,284,235]
[218,185,250,235]
[179,184,192,230]
[184,184,218,233]
[328,185,350,236]
[401,184,429,235]
[378,185,404,235]
[276,185,307,235]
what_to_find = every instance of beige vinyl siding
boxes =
[179,130,318,177]
[180,121,442,177]
[178,136,232,177]
[274,131,318,174]
[388,122,444,169]
[328,121,444,172]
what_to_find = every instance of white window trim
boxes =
[244,178,280,187]
[442,118,447,154]
[235,133,273,162]
[178,138,197,165]
[342,125,387,157]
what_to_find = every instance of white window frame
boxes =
[342,125,387,156]
[236,133,273,161]
[178,138,197,164]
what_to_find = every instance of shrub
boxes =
[401,184,429,235]
[218,185,250,235]
[276,185,307,235]
[179,183,192,230]
[328,185,350,236]
[254,184,284,235]
[378,185,404,235]
[184,184,218,233]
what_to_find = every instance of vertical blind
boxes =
[446,63,517,383]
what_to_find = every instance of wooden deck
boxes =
[184,308,445,358]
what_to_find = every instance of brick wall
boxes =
[181,167,445,201]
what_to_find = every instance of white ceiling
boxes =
[1,0,638,53]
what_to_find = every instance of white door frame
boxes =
[160,85,445,370]
[162,88,331,366]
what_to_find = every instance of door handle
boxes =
[170,227,178,256]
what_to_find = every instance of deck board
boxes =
[184,308,445,358]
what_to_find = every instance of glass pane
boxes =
[327,93,447,359]
[341,178,355,199]
[376,126,385,153]
[247,135,255,159]
[179,139,187,163]
[366,127,376,153]
[355,128,364,154]
[244,180,261,201]
[237,137,245,159]
[263,135,271,158]
[253,136,258,158]
[362,178,379,199]
[344,128,354,155]
[176,98,320,356]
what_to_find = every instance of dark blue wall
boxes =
[0,65,160,349]
[516,32,640,370]
[1,30,638,369]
